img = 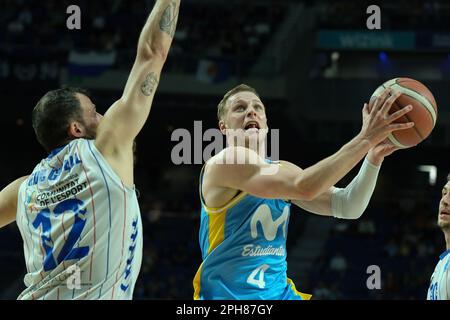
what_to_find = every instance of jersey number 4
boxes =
[247,264,270,289]
[32,199,89,271]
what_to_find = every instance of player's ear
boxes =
[68,121,85,138]
[219,120,227,135]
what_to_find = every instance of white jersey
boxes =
[16,139,143,300]
[427,249,450,300]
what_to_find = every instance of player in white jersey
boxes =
[0,0,180,299]
[427,173,450,300]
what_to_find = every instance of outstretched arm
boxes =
[97,0,180,146]
[0,177,28,229]
[292,140,402,218]
[205,89,413,204]
[95,0,180,185]
[291,157,380,218]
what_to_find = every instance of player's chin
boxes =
[246,129,268,139]
[438,215,450,228]
[243,129,257,139]
[245,133,267,146]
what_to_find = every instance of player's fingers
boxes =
[362,103,369,115]
[380,91,402,115]
[372,88,391,111]
[389,122,414,132]
[387,105,413,122]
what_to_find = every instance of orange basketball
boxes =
[369,77,438,148]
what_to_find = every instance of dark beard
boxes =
[84,124,97,139]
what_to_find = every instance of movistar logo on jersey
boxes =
[250,204,289,241]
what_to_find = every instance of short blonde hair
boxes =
[217,84,260,120]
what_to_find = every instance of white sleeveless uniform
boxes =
[16,139,143,300]
[427,249,450,300]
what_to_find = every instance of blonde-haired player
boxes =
[427,173,450,300]
[194,84,415,300]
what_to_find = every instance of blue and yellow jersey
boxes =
[193,165,311,300]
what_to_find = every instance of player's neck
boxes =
[246,143,261,154]
[444,230,450,251]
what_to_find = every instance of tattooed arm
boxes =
[95,0,180,186]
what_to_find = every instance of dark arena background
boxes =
[1,0,449,300]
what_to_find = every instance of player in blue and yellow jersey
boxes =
[194,84,415,300]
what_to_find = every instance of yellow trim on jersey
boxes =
[287,278,312,300]
[207,209,227,254]
[193,208,228,300]
[203,191,248,214]
[193,263,203,300]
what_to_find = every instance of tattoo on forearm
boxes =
[159,1,178,38]
[141,72,159,96]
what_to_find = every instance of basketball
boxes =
[369,78,438,148]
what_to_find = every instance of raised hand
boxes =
[359,88,414,149]
[367,138,409,166]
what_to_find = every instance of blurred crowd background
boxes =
[1,0,450,299]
